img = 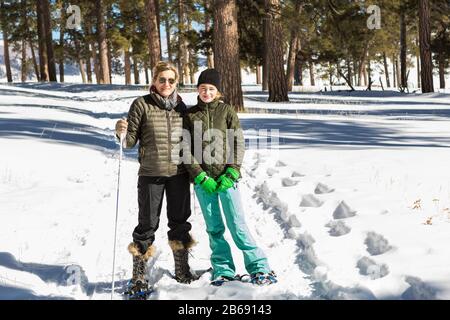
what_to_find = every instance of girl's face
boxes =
[153,70,177,98]
[198,84,218,103]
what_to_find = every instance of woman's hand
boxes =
[115,119,128,138]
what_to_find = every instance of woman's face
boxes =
[198,84,218,103]
[153,70,177,98]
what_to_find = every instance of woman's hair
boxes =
[152,61,179,83]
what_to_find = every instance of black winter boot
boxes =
[169,239,197,284]
[126,242,155,299]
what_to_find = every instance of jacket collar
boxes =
[197,96,220,110]
[149,85,182,111]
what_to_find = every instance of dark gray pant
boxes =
[132,173,192,253]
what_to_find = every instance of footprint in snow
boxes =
[356,257,389,279]
[282,177,298,187]
[291,171,305,178]
[364,232,392,256]
[266,168,279,177]
[332,201,356,219]
[325,220,351,237]
[275,160,287,167]
[299,194,323,208]
[314,183,335,194]
[401,276,438,300]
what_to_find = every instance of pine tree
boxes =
[145,0,161,70]
[0,0,12,82]
[265,0,288,102]
[96,0,111,84]
[419,0,434,92]
[213,0,244,110]
[431,1,450,89]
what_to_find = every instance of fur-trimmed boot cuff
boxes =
[128,242,156,261]
[168,237,197,252]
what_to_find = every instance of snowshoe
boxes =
[250,271,278,285]
[210,275,235,286]
[125,279,153,300]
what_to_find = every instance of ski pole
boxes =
[111,133,124,300]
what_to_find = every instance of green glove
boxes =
[225,167,240,180]
[194,172,207,185]
[216,167,240,193]
[194,172,217,194]
[201,177,218,194]
[216,175,234,192]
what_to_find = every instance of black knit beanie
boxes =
[197,69,221,91]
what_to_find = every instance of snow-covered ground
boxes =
[0,83,450,300]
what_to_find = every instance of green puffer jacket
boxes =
[183,97,245,181]
[122,94,186,177]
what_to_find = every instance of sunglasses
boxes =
[158,77,176,85]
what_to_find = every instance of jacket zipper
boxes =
[166,110,172,175]
[206,104,211,176]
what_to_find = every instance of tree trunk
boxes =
[367,58,373,90]
[262,15,269,91]
[393,56,397,88]
[256,65,262,85]
[96,0,110,84]
[309,60,315,86]
[418,0,434,93]
[164,0,172,62]
[144,61,150,84]
[21,41,27,82]
[30,41,40,81]
[382,52,390,87]
[107,41,113,83]
[286,2,302,91]
[295,57,303,86]
[416,54,421,88]
[346,59,353,86]
[204,0,214,68]
[86,56,92,83]
[358,44,369,87]
[59,0,65,83]
[286,36,298,91]
[133,56,140,84]
[213,0,244,110]
[91,42,100,84]
[439,56,446,89]
[74,34,86,83]
[155,0,162,58]
[124,50,131,85]
[146,0,161,70]
[400,10,407,88]
[2,27,13,83]
[20,0,28,82]
[265,0,288,102]
[396,58,401,88]
[177,0,189,84]
[42,0,57,81]
[37,0,49,81]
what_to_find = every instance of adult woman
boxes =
[183,69,277,286]
[115,61,195,296]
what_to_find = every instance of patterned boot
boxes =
[126,242,155,299]
[169,238,197,284]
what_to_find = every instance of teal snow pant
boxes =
[194,184,271,280]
